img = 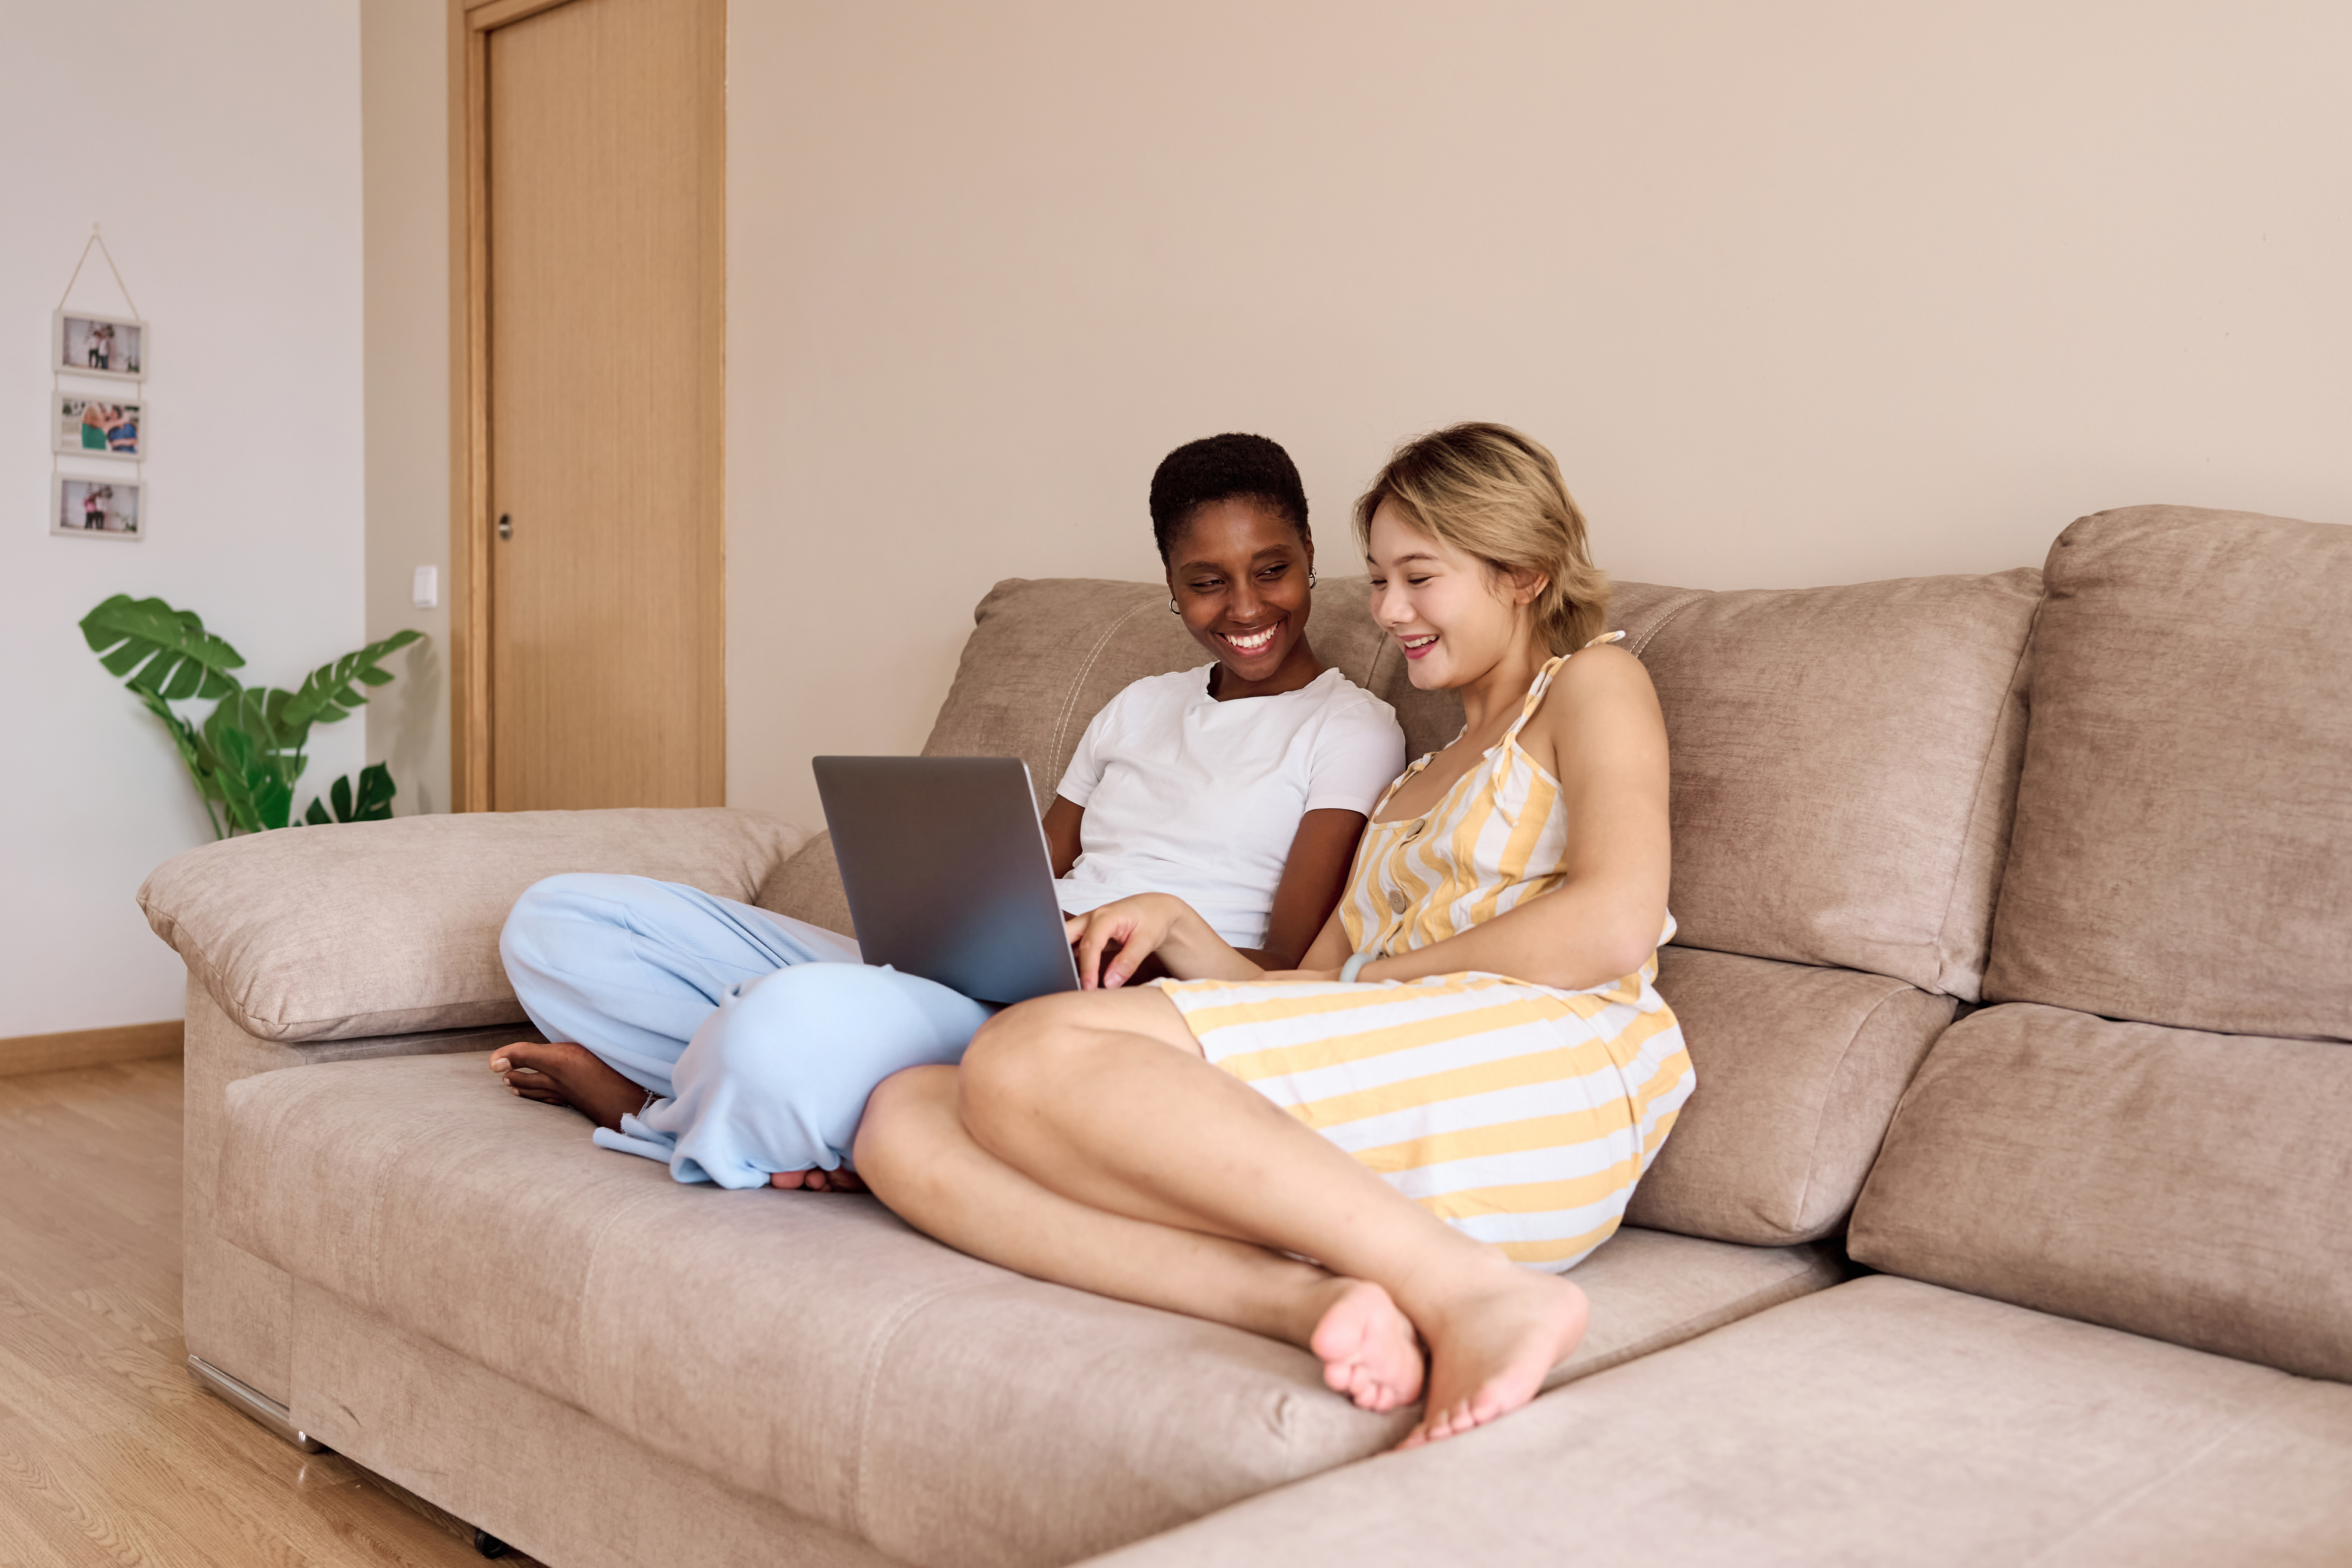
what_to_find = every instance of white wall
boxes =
[0,2,366,1037]
[727,0,2352,830]
[361,0,452,817]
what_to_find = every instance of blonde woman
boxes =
[855,423,1692,1450]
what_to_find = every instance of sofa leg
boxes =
[186,1353,327,1453]
[472,1527,510,1558]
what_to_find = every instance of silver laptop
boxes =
[812,756,1082,1005]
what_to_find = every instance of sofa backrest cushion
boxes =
[1849,1003,2352,1382]
[142,808,805,1042]
[1625,947,1953,1245]
[1983,506,2352,1039]
[915,576,1459,805]
[756,574,1709,934]
[1629,570,2042,999]
[761,570,2037,1002]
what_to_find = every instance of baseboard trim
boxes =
[0,1020,183,1078]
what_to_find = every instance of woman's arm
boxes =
[1042,795,1085,879]
[1231,808,1367,969]
[1359,648,1671,992]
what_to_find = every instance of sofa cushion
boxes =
[1630,569,2041,999]
[141,808,805,1042]
[1625,947,1953,1245]
[1084,1276,2352,1568]
[1849,1004,2352,1382]
[917,576,1467,810]
[1984,506,2352,1039]
[218,1051,1841,1568]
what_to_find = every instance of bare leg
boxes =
[490,1042,861,1191]
[934,988,1589,1448]
[856,1065,1423,1412]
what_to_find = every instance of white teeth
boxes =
[1228,627,1276,650]
[1402,634,1437,648]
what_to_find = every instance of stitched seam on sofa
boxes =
[1930,590,2043,997]
[1361,623,1394,693]
[1625,590,1709,659]
[1789,978,1918,1236]
[847,1278,992,1543]
[2013,1399,2273,1567]
[1047,599,1151,793]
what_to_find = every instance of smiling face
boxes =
[1365,499,1544,691]
[1167,498,1321,698]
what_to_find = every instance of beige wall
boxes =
[360,0,452,816]
[726,0,2352,831]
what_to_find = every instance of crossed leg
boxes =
[854,986,1589,1446]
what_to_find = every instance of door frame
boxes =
[445,0,727,812]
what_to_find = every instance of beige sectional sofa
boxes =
[139,504,2350,1566]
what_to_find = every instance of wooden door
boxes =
[452,0,724,811]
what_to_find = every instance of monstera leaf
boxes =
[303,762,397,825]
[211,724,294,833]
[280,630,424,735]
[80,595,245,700]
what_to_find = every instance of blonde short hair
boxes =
[1352,423,1610,654]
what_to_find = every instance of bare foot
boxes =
[489,1041,648,1132]
[1399,1263,1588,1449]
[769,1167,868,1194]
[1308,1278,1424,1413]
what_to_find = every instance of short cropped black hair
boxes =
[1148,433,1311,562]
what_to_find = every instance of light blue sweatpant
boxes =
[499,873,994,1188]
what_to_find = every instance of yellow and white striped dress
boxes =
[1157,646,1695,1271]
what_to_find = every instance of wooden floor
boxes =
[0,1058,542,1567]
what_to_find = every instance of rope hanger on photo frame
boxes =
[56,223,143,320]
[52,223,147,539]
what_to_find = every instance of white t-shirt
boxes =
[1053,666,1408,950]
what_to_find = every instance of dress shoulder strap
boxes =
[1501,654,1571,745]
[1498,632,1626,754]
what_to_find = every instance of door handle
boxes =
[497,513,513,541]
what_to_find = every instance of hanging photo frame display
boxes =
[51,228,148,540]
[55,309,146,380]
[56,392,145,460]
[53,473,143,539]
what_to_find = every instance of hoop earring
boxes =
[1307,569,1318,589]
[1169,597,1180,614]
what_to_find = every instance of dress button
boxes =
[1387,888,1409,915]
[1402,818,1426,842]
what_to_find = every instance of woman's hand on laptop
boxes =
[1064,895,1259,989]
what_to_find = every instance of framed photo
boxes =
[54,309,146,380]
[52,473,143,539]
[55,392,145,460]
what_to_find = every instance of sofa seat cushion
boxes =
[1625,947,1954,1245]
[1985,504,2352,1038]
[218,1052,1840,1568]
[142,808,807,1042]
[1850,1003,2352,1382]
[1084,1276,2352,1568]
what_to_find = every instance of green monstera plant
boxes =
[81,593,424,839]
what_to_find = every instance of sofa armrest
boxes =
[141,807,809,1043]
